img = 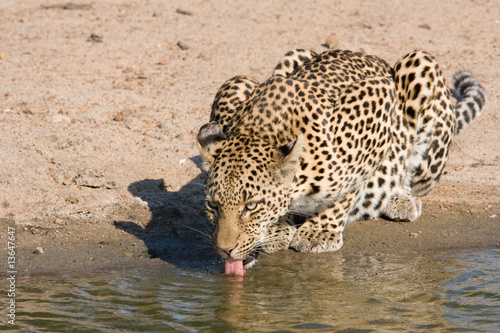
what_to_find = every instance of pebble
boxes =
[62,3,92,10]
[177,41,189,50]
[325,34,339,49]
[88,32,103,43]
[42,3,92,10]
[113,112,124,122]
[176,8,193,16]
[157,56,171,66]
[34,247,44,254]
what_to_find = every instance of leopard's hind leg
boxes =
[349,51,455,222]
[393,51,455,211]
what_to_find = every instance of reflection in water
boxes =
[216,251,457,331]
[7,249,500,332]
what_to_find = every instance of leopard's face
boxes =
[204,151,290,260]
[197,124,303,262]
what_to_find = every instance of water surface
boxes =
[6,249,500,332]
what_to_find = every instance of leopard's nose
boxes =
[216,245,235,256]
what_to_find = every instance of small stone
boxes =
[418,23,431,30]
[325,34,339,49]
[34,247,44,254]
[62,3,92,10]
[157,56,171,65]
[42,2,92,10]
[88,32,103,43]
[176,8,193,16]
[113,112,124,122]
[177,41,189,50]
[0,52,8,60]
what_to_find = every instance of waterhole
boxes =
[6,249,500,332]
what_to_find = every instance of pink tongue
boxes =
[225,258,246,276]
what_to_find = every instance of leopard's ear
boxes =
[197,123,227,168]
[272,135,303,185]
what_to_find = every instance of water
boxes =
[4,249,500,332]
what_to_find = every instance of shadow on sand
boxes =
[114,156,219,269]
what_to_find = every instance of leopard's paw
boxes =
[384,193,422,222]
[289,222,343,253]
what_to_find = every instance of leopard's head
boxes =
[197,123,302,267]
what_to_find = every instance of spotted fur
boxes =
[197,49,486,266]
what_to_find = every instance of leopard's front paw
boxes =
[289,222,344,253]
[384,193,422,222]
[259,221,297,253]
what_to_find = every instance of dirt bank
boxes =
[0,0,498,275]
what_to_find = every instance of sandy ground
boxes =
[0,0,499,275]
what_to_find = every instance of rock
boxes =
[88,32,103,43]
[42,2,92,10]
[177,41,189,50]
[325,34,339,49]
[113,113,124,122]
[418,23,431,30]
[34,247,44,254]
[176,8,193,16]
[157,56,171,66]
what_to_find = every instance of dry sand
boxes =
[0,0,499,274]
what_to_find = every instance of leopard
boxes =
[196,48,486,274]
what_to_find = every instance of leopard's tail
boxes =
[451,71,487,135]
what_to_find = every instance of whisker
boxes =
[256,234,292,247]
[192,243,216,251]
[179,223,213,242]
[287,210,314,218]
[190,182,209,189]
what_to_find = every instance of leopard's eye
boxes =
[245,201,258,211]
[206,200,219,210]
